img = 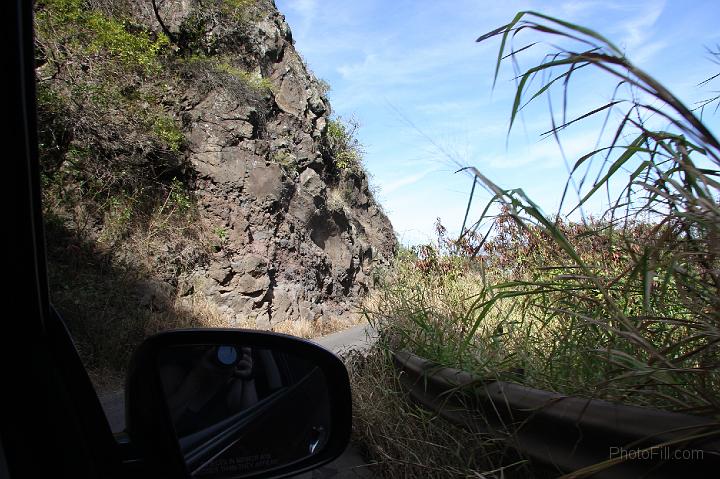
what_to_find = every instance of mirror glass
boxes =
[156,344,332,477]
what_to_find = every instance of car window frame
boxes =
[7,1,122,477]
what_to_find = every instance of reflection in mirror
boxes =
[157,344,332,477]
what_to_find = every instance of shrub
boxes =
[35,0,186,209]
[151,114,185,152]
[271,150,297,175]
[172,54,272,128]
[216,60,274,93]
[324,116,364,172]
[170,0,257,54]
[35,0,170,74]
[316,78,332,96]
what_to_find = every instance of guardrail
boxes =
[392,350,720,478]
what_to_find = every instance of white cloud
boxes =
[559,0,638,19]
[609,0,667,65]
[413,100,483,116]
[560,1,603,17]
[336,45,462,86]
[485,130,606,170]
[381,167,440,195]
[631,39,669,65]
[619,1,665,49]
[385,188,468,247]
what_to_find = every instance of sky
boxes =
[275,0,720,245]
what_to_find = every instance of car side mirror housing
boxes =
[124,329,352,478]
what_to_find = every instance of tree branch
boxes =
[151,0,177,44]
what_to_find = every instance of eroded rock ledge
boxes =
[150,0,396,328]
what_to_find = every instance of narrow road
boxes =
[309,322,377,354]
[98,323,377,477]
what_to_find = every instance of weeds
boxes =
[168,0,257,54]
[466,12,719,414]
[324,116,365,173]
[216,60,274,92]
[35,0,188,212]
[326,185,355,212]
[271,150,298,175]
[371,9,719,414]
[347,345,532,478]
[271,314,363,339]
[173,54,272,122]
[359,10,719,477]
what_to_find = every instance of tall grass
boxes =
[353,14,719,477]
[364,10,719,423]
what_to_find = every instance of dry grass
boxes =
[71,288,365,394]
[170,290,366,339]
[150,294,234,331]
[81,293,232,395]
[326,185,355,213]
[345,346,531,479]
[47,202,364,396]
[270,312,363,339]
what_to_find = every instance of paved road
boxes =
[295,324,376,478]
[309,323,377,354]
[98,324,377,477]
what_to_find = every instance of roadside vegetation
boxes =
[352,12,719,477]
[346,346,532,478]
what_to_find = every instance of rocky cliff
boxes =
[38,0,395,338]
[172,1,396,327]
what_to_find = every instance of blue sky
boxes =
[275,0,720,245]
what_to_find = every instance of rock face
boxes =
[151,0,396,327]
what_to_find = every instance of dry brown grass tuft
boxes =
[146,293,235,333]
[270,312,364,339]
[345,346,532,479]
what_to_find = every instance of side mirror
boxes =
[124,329,352,478]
